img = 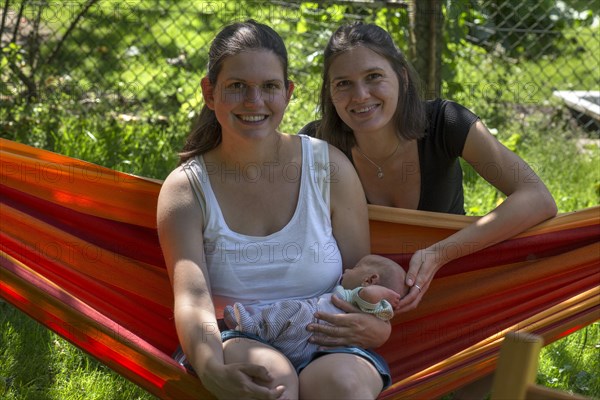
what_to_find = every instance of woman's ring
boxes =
[414,284,422,292]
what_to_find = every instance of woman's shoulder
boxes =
[163,164,189,184]
[424,99,479,136]
[323,140,352,167]
[421,99,479,157]
[425,99,478,120]
[297,133,352,171]
[157,165,205,246]
[159,166,196,206]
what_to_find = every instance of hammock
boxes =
[1,138,598,400]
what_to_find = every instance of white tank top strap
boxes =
[304,134,331,211]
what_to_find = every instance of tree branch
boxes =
[45,0,99,66]
[1,0,10,43]
[9,61,37,101]
[11,0,26,44]
[30,0,43,70]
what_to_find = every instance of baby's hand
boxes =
[359,285,401,310]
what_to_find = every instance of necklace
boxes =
[355,141,401,179]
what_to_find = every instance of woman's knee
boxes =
[299,354,383,399]
[223,338,299,397]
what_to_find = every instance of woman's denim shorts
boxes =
[174,329,392,390]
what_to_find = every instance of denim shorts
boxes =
[174,330,392,390]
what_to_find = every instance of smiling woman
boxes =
[304,22,559,399]
[310,22,557,313]
[201,50,294,142]
[156,19,391,400]
[329,47,400,140]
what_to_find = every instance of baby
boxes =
[223,254,407,369]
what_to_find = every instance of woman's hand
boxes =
[201,362,287,400]
[397,248,442,313]
[307,295,391,348]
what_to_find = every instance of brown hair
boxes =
[317,22,425,157]
[179,20,290,163]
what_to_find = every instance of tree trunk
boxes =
[409,0,443,99]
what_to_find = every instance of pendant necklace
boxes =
[355,141,401,179]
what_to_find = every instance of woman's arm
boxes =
[328,145,371,267]
[398,120,557,312]
[307,145,391,348]
[157,169,283,399]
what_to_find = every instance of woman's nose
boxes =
[351,82,369,102]
[244,85,263,104]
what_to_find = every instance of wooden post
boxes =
[491,331,543,400]
[491,331,591,400]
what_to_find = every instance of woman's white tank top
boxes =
[182,135,341,312]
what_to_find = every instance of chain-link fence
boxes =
[1,0,599,136]
[453,0,599,132]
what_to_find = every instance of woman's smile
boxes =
[236,114,269,123]
[329,46,399,135]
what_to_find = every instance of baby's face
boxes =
[340,261,374,289]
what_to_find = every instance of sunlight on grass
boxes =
[538,323,600,398]
[0,301,157,400]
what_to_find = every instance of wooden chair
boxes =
[491,332,591,400]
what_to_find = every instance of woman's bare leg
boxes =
[223,338,299,399]
[298,353,383,400]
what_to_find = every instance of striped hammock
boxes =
[1,138,598,399]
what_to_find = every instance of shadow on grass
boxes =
[0,301,53,400]
[538,326,600,398]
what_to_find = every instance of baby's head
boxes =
[340,255,408,296]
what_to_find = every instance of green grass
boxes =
[0,301,156,400]
[462,110,600,215]
[1,2,599,399]
[538,323,600,397]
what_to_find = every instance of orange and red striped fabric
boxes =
[1,138,598,399]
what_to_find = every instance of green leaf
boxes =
[297,19,308,34]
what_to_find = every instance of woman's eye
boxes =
[367,73,383,80]
[335,80,350,88]
[263,83,280,90]
[225,82,245,91]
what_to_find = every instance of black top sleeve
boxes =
[298,120,320,137]
[417,99,479,214]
